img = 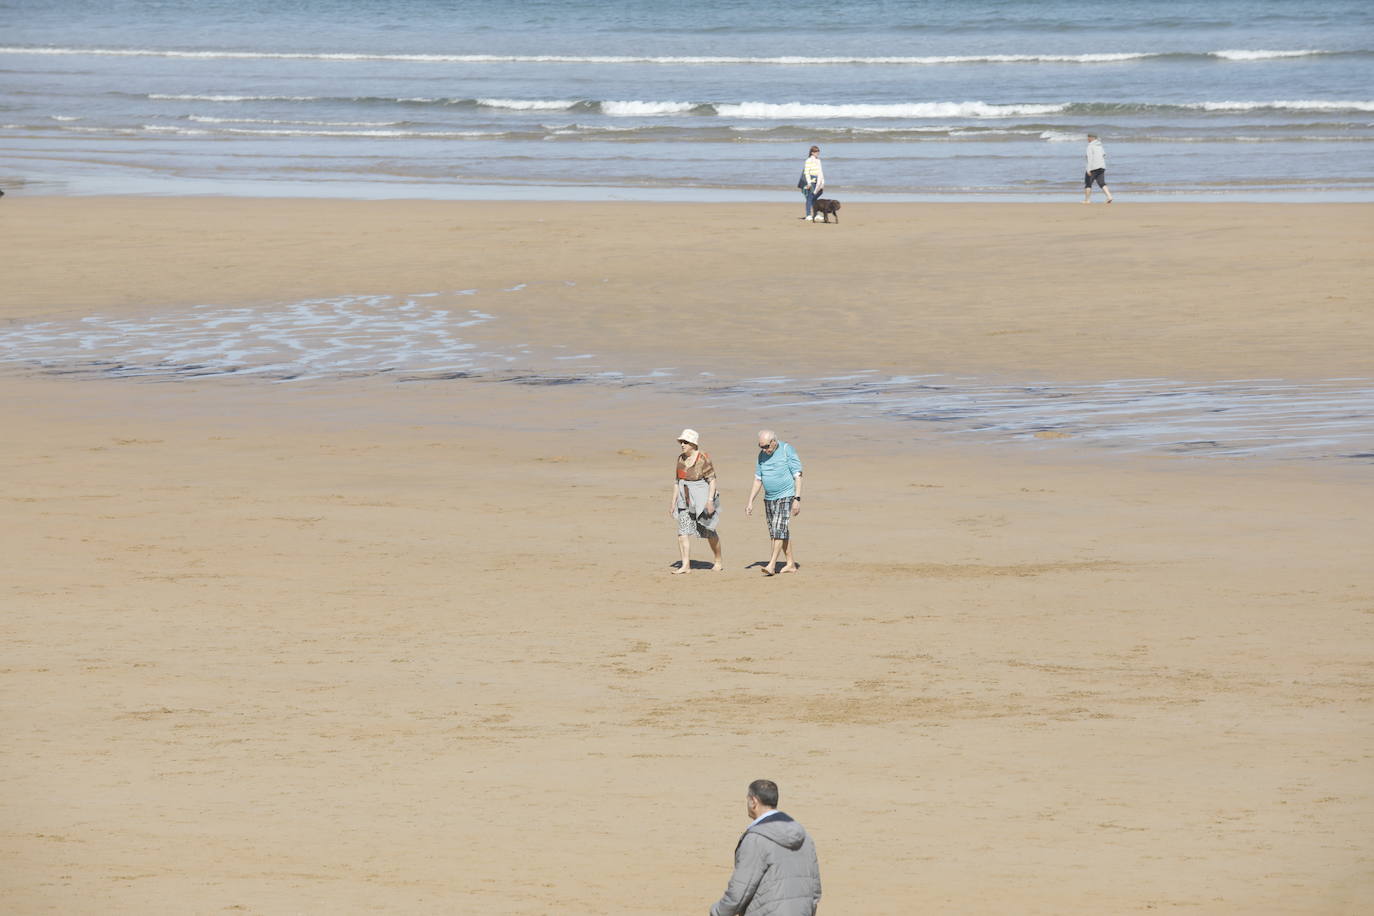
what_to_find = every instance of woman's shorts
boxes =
[1084,168,1107,188]
[676,501,719,538]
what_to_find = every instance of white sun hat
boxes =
[677,428,699,446]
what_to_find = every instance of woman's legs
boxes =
[707,533,723,571]
[803,187,816,218]
[674,533,692,573]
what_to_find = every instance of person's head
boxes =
[678,428,699,453]
[746,779,779,818]
[756,430,778,454]
[809,146,820,157]
[1087,133,1098,141]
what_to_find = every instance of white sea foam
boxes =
[0,293,506,379]
[601,100,699,116]
[477,98,580,111]
[1210,49,1328,61]
[0,45,1346,65]
[143,125,212,135]
[57,125,140,134]
[545,123,647,134]
[1186,99,1374,112]
[714,101,1067,119]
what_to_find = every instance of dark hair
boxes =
[747,779,779,808]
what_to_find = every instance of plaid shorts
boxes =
[763,497,793,540]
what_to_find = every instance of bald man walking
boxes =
[745,430,803,575]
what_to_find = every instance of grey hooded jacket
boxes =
[710,812,822,916]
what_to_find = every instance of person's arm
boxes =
[669,480,681,517]
[816,163,825,191]
[811,840,823,911]
[747,472,769,516]
[788,447,804,515]
[710,835,767,916]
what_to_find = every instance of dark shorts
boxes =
[1084,168,1106,188]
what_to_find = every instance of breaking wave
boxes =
[133,93,1374,118]
[1,45,1362,65]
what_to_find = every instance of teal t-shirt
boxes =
[756,442,803,499]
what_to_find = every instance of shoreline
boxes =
[7,177,1374,204]
[6,197,1372,380]
[5,196,1372,462]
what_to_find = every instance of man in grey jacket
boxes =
[710,779,822,916]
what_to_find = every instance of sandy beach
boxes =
[3,198,1372,913]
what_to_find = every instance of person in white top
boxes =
[799,146,825,220]
[1083,134,1113,204]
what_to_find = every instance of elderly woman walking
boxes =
[668,428,723,574]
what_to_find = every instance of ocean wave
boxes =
[1181,99,1374,112]
[135,92,1374,118]
[1209,49,1327,61]
[143,124,505,138]
[187,115,404,126]
[484,99,1070,118]
[715,101,1066,118]
[22,121,1374,144]
[150,93,320,102]
[476,98,580,111]
[602,100,701,116]
[1,45,1359,65]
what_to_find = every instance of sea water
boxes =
[3,0,1373,199]
[3,293,1370,461]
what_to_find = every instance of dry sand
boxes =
[2,198,1372,913]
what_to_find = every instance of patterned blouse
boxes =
[676,450,716,482]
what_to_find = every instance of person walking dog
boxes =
[797,146,825,221]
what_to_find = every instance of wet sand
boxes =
[2,198,1372,913]
[6,198,1373,380]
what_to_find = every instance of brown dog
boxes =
[812,196,841,223]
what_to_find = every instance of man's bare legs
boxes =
[1084,183,1113,204]
[779,537,798,573]
[762,538,796,575]
[762,538,782,575]
[707,533,724,571]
